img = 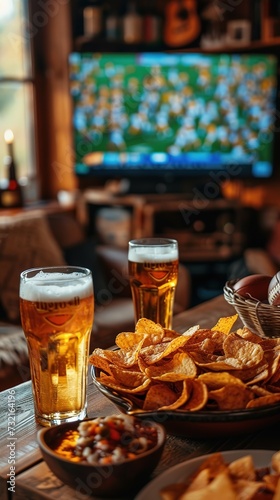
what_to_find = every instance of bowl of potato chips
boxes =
[135,449,280,499]
[90,317,280,438]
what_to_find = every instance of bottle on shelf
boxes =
[83,0,103,38]
[1,130,23,208]
[123,1,143,44]
[1,155,23,209]
[142,0,162,45]
[105,2,121,42]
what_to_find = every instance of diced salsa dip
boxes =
[52,415,159,465]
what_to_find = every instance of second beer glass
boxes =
[19,266,94,427]
[128,238,178,329]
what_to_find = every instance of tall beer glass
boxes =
[19,266,94,427]
[128,238,178,329]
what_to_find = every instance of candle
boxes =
[4,129,14,158]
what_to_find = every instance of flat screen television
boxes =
[69,51,279,193]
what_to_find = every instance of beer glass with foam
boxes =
[128,238,178,329]
[19,266,94,426]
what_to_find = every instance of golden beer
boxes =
[19,267,94,426]
[128,239,178,329]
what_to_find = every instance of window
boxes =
[0,0,36,188]
[1,1,77,201]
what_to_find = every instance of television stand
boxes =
[104,177,225,197]
[83,188,245,261]
[104,178,187,195]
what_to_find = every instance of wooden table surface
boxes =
[1,295,280,499]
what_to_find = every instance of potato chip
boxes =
[182,325,200,337]
[160,482,191,500]
[97,373,151,394]
[99,372,117,384]
[211,314,238,334]
[90,341,145,369]
[140,335,189,364]
[272,478,280,500]
[228,455,256,481]
[143,383,178,411]
[184,329,219,349]
[135,318,164,337]
[233,478,268,499]
[223,333,264,368]
[191,358,242,371]
[250,385,273,397]
[186,350,217,366]
[181,471,236,500]
[109,365,147,388]
[137,354,151,374]
[259,338,280,350]
[163,328,181,341]
[265,351,280,382]
[89,350,113,375]
[233,361,269,384]
[208,384,254,410]
[185,330,227,357]
[192,452,227,479]
[145,352,197,382]
[139,343,168,364]
[115,332,144,350]
[158,380,191,410]
[180,380,208,411]
[235,327,262,343]
[198,371,244,390]
[113,337,147,367]
[201,336,225,355]
[185,468,210,492]
[272,451,280,474]
[246,393,280,409]
[263,474,280,491]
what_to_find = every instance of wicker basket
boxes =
[224,279,280,339]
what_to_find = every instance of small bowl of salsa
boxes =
[37,414,166,497]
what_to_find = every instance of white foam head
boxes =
[128,245,178,264]
[20,271,93,301]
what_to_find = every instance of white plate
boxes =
[135,449,276,500]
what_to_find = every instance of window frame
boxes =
[30,0,77,200]
[0,0,38,194]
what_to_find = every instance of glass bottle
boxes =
[123,1,143,44]
[83,0,103,38]
[143,0,162,44]
[105,2,121,41]
[0,154,23,208]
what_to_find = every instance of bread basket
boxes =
[224,279,280,338]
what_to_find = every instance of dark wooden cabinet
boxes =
[83,189,250,261]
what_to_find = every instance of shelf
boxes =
[74,36,165,53]
[71,0,280,54]
[74,35,280,54]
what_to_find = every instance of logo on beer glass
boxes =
[143,262,171,283]
[34,296,81,327]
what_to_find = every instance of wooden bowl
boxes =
[37,417,166,498]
